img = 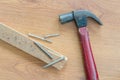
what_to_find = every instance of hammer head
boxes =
[59,10,102,28]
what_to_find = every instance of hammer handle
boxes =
[79,27,99,80]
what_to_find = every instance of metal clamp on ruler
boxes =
[0,24,67,70]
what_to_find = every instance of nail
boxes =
[34,41,53,59]
[28,33,52,43]
[43,56,65,68]
[44,34,60,38]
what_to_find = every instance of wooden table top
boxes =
[0,0,120,80]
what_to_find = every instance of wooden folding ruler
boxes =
[0,24,67,70]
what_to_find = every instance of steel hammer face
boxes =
[59,10,102,28]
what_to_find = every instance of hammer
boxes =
[59,10,102,80]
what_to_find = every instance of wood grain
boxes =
[0,0,120,80]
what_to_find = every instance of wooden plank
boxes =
[0,0,120,80]
[0,24,67,70]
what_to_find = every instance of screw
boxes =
[43,56,65,68]
[28,33,52,43]
[34,41,53,59]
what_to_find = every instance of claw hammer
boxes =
[59,10,102,80]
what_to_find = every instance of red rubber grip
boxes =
[79,27,99,80]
